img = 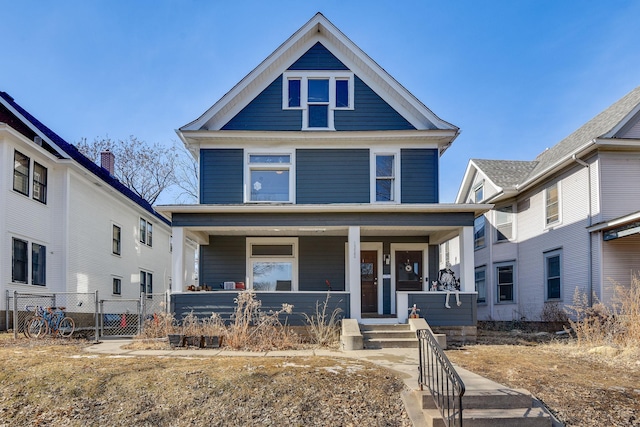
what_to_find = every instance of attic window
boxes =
[283,71,354,130]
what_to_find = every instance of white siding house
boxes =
[0,91,172,329]
[453,86,640,321]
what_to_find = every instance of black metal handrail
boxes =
[417,328,465,427]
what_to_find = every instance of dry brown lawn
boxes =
[0,334,409,427]
[446,329,640,427]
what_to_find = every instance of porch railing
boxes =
[417,328,465,427]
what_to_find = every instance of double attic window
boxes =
[283,72,354,130]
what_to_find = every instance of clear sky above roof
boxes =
[2,0,639,204]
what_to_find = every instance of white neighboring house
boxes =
[0,91,172,329]
[453,86,640,322]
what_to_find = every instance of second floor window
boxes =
[495,206,514,242]
[247,154,293,203]
[546,183,559,225]
[113,225,122,255]
[32,162,47,204]
[474,216,486,249]
[13,151,30,196]
[140,219,153,247]
[375,154,396,202]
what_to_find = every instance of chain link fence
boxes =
[9,291,98,340]
[7,291,170,340]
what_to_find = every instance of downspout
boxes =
[573,154,593,306]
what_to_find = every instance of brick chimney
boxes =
[100,150,115,175]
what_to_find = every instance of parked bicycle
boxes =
[24,306,75,338]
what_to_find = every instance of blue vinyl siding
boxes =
[334,77,416,131]
[199,236,246,288]
[299,237,346,291]
[222,77,301,131]
[296,149,370,204]
[408,293,477,326]
[200,149,244,204]
[171,292,349,326]
[401,148,439,203]
[288,42,349,70]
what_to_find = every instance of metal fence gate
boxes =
[99,293,169,337]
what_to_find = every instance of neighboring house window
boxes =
[496,264,515,302]
[495,205,514,242]
[113,277,122,295]
[247,238,298,291]
[545,183,559,225]
[32,243,46,286]
[246,153,293,203]
[32,162,47,204]
[373,153,398,202]
[474,184,484,203]
[282,72,354,130]
[474,216,486,249]
[545,250,562,300]
[140,271,153,296]
[112,224,121,255]
[140,218,153,246]
[12,238,28,283]
[475,267,486,303]
[13,151,30,196]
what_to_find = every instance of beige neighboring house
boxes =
[454,86,640,322]
[0,91,173,329]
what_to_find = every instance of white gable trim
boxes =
[455,160,504,204]
[180,13,457,134]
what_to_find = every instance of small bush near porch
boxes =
[135,290,343,351]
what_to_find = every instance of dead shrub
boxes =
[302,292,342,347]
[565,274,640,348]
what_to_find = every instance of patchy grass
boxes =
[0,334,410,426]
[447,329,640,427]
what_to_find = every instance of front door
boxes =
[396,250,423,291]
[360,250,378,313]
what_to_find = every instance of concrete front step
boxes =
[421,388,534,410]
[360,323,418,349]
[363,338,418,349]
[424,407,551,427]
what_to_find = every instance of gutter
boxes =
[572,154,593,306]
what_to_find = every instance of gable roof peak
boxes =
[180,12,457,135]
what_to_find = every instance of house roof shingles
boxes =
[0,91,169,225]
[474,85,640,191]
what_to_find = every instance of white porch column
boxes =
[348,226,361,320]
[459,225,475,292]
[172,227,185,294]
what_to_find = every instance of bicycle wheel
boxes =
[57,317,75,338]
[22,316,34,338]
[26,317,48,338]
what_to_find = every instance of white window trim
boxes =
[544,181,561,228]
[282,71,354,131]
[244,150,295,204]
[370,149,401,204]
[495,261,516,304]
[474,215,486,250]
[544,249,563,301]
[475,265,487,304]
[112,222,122,256]
[495,204,515,242]
[246,237,299,291]
[473,181,484,203]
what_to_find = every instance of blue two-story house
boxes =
[159,13,488,327]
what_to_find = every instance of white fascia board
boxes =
[600,103,640,138]
[454,160,503,204]
[1,125,65,163]
[588,210,640,233]
[156,202,493,218]
[180,13,457,134]
[594,137,640,148]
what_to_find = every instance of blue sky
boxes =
[2,0,640,203]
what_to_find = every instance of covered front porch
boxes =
[159,204,487,325]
